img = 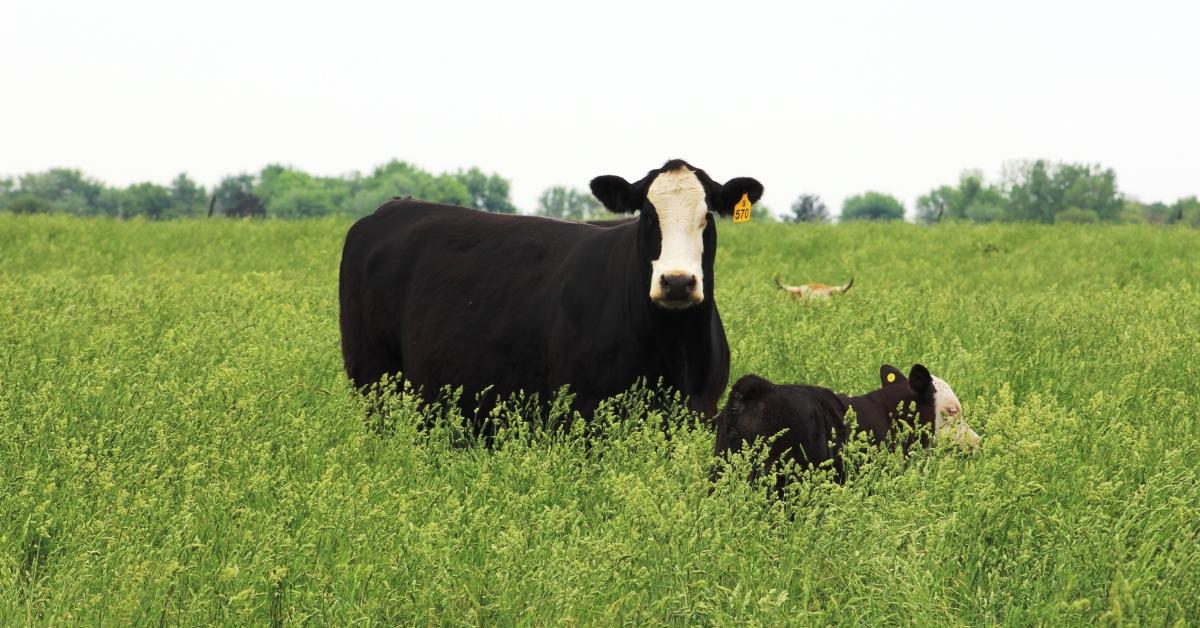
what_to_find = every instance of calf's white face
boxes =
[931,374,981,450]
[646,167,708,307]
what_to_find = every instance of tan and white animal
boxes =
[774,276,854,299]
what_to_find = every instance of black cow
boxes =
[338,159,763,429]
[713,365,979,486]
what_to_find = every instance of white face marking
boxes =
[931,374,981,450]
[646,167,708,306]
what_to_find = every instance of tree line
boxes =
[912,161,1198,226]
[0,161,516,220]
[2,159,1196,226]
[782,160,1198,226]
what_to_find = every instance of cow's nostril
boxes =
[659,273,699,303]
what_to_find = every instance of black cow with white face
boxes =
[338,159,763,428]
[713,365,980,487]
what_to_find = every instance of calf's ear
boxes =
[591,175,643,214]
[714,177,764,216]
[907,364,933,395]
[880,364,906,386]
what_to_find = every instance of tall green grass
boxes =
[1,215,1197,625]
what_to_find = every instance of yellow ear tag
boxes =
[886,373,897,383]
[733,193,752,223]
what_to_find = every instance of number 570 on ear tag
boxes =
[733,193,752,223]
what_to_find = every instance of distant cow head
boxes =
[591,160,763,309]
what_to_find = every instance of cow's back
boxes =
[339,199,626,410]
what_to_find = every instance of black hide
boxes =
[339,160,763,430]
[713,364,938,486]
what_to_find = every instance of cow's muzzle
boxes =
[653,273,701,308]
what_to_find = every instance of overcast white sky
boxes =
[2,0,1197,217]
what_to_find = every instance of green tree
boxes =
[1172,196,1200,226]
[537,186,602,220]
[256,165,349,218]
[841,191,904,221]
[215,174,254,211]
[964,202,1007,223]
[1142,201,1173,224]
[787,194,830,223]
[916,170,1005,224]
[1119,200,1149,224]
[170,173,208,217]
[1059,164,1122,221]
[3,193,51,214]
[424,174,475,207]
[347,160,473,216]
[214,174,264,218]
[17,168,106,215]
[1002,160,1122,223]
[1002,160,1055,223]
[266,183,337,218]
[122,182,174,219]
[915,186,956,224]
[752,203,774,222]
[455,167,517,214]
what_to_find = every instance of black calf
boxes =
[713,364,975,488]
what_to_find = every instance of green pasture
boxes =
[1,215,1197,625]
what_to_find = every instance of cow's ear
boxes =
[880,364,906,386]
[908,364,933,395]
[714,177,764,216]
[590,175,642,214]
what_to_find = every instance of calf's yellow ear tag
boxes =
[886,372,897,383]
[733,193,752,223]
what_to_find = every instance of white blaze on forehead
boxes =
[931,374,981,450]
[646,167,708,302]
